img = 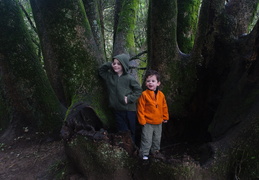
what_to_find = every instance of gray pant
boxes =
[139,123,162,156]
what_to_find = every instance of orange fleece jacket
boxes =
[137,89,169,125]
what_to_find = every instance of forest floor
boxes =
[0,131,204,180]
[0,133,84,180]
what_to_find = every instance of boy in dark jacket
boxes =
[99,53,142,142]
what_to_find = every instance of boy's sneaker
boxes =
[143,156,149,160]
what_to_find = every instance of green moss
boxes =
[67,136,136,178]
[116,0,139,53]
[162,59,197,116]
[67,135,205,179]
[67,92,113,129]
[177,0,201,53]
[228,123,259,179]
[32,0,115,129]
[49,159,69,180]
[36,0,98,101]
[248,2,259,32]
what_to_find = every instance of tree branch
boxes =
[129,50,147,61]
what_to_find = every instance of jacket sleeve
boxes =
[98,62,112,80]
[162,96,169,120]
[127,78,142,103]
[137,94,146,125]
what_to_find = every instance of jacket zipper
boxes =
[153,91,158,108]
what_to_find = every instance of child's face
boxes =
[112,59,123,76]
[145,75,160,91]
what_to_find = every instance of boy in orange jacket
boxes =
[137,70,169,160]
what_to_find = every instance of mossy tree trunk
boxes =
[190,0,259,140]
[62,0,259,178]
[177,0,201,53]
[113,0,139,56]
[147,0,259,178]
[0,0,65,141]
[225,0,258,36]
[30,0,111,127]
[82,0,106,57]
[147,0,197,117]
[190,0,259,178]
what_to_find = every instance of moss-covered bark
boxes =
[64,134,210,180]
[147,0,197,116]
[63,0,259,178]
[177,0,201,53]
[113,0,139,55]
[225,0,259,36]
[30,0,112,127]
[82,0,106,57]
[0,0,65,137]
[65,135,134,179]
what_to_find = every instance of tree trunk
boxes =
[82,0,106,57]
[57,0,259,178]
[225,0,258,36]
[147,0,197,118]
[113,0,139,56]
[190,0,259,140]
[30,0,112,127]
[30,0,68,106]
[189,0,259,178]
[209,19,259,139]
[177,0,201,53]
[0,0,65,141]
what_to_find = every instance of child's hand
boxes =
[163,120,168,123]
[125,96,128,104]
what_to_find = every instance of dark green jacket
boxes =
[99,54,142,111]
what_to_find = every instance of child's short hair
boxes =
[144,70,160,82]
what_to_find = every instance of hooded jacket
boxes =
[99,54,142,111]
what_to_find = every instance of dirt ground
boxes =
[0,133,80,180]
[0,131,203,180]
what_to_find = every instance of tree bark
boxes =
[113,0,139,56]
[190,0,259,177]
[177,0,201,53]
[0,81,9,131]
[147,0,197,118]
[209,20,259,139]
[225,0,258,36]
[0,0,65,141]
[30,0,112,127]
[82,0,106,57]
[30,0,68,106]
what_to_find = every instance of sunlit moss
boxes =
[115,0,139,53]
[177,0,201,53]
